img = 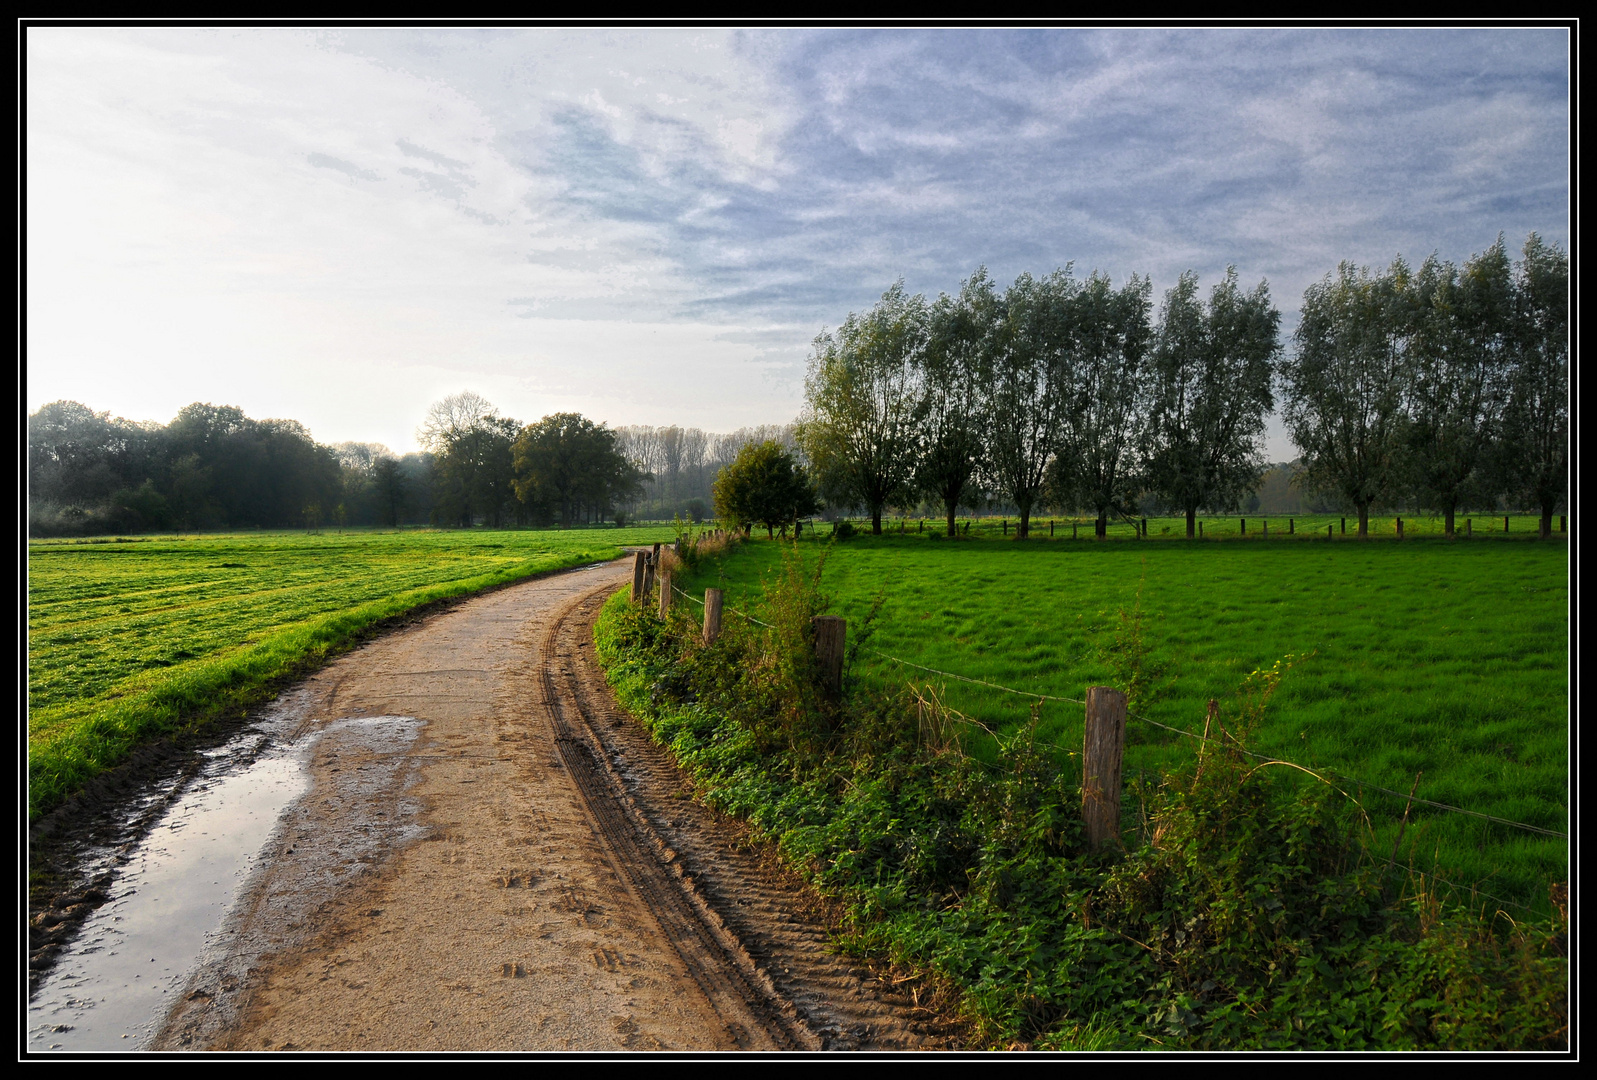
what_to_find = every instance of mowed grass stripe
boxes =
[26,526,677,817]
[679,534,1568,910]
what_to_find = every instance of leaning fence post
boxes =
[658,570,673,618]
[813,616,846,695]
[631,551,647,604]
[703,588,723,644]
[1083,686,1127,849]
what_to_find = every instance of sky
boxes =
[25,25,1570,458]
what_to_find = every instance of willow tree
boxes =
[917,269,997,536]
[1496,234,1569,539]
[1282,261,1413,538]
[987,269,1078,539]
[798,283,926,534]
[1404,240,1514,538]
[1052,271,1155,539]
[1145,269,1279,538]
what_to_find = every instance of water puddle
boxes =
[26,701,423,1053]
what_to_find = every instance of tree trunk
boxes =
[766,523,774,538]
[871,510,882,535]
[1186,505,1197,539]
[1357,502,1369,539]
[1017,510,1030,539]
[1444,504,1456,539]
[1541,502,1554,539]
[1096,513,1107,539]
[946,502,958,537]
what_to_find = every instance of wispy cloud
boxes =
[27,26,1567,455]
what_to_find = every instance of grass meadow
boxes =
[672,523,1569,914]
[26,525,676,817]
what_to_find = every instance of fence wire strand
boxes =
[659,584,1566,842]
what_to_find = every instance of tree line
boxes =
[27,392,646,535]
[797,233,1567,539]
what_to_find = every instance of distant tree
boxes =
[372,456,407,527]
[798,282,926,534]
[1403,240,1515,537]
[1145,269,1279,537]
[986,269,1077,539]
[1052,271,1155,538]
[418,392,519,526]
[917,270,996,536]
[1281,261,1413,537]
[1494,234,1569,538]
[712,441,819,538]
[512,413,643,527]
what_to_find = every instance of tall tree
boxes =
[1496,234,1569,538]
[1052,271,1155,538]
[1404,240,1514,537]
[1145,269,1279,538]
[798,282,926,534]
[987,269,1077,539]
[418,392,519,527]
[512,413,643,526]
[917,270,996,536]
[1282,260,1414,537]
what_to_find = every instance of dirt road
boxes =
[148,559,944,1052]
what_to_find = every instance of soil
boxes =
[39,556,957,1052]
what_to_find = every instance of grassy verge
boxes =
[27,526,676,817]
[594,539,1568,1050]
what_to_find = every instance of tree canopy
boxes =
[711,441,818,538]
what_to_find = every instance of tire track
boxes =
[543,584,954,1052]
[539,588,816,1051]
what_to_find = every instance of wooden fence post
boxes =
[1340,517,1346,535]
[1466,518,1471,537]
[1073,522,1078,539]
[1141,517,1147,538]
[1198,521,1204,539]
[1263,519,1268,538]
[631,551,647,604]
[1327,524,1333,539]
[1289,518,1294,535]
[1241,517,1246,536]
[703,588,723,644]
[1003,519,1008,535]
[1083,686,1127,849]
[1396,518,1404,540]
[659,570,673,618]
[643,549,656,597]
[1050,520,1055,537]
[813,616,846,695]
[1505,515,1510,532]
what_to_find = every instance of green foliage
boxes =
[710,441,818,538]
[512,411,644,527]
[594,546,1567,1049]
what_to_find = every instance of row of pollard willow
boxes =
[886,514,1567,539]
[631,567,1128,847]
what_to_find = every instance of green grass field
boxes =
[673,526,1569,913]
[27,525,677,817]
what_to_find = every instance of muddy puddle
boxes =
[25,694,423,1053]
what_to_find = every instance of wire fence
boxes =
[660,580,1565,844]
